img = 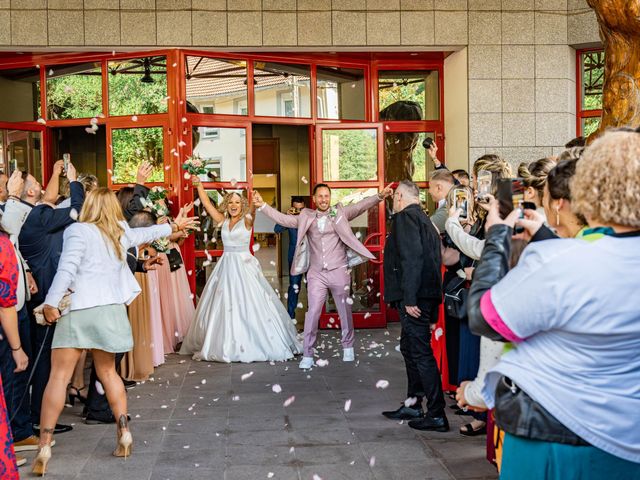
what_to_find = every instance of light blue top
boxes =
[482,234,640,464]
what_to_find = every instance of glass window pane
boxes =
[581,51,604,111]
[46,62,102,119]
[186,57,248,116]
[192,126,246,182]
[582,117,601,137]
[316,66,365,120]
[0,67,40,122]
[111,127,164,184]
[378,70,439,121]
[322,129,378,181]
[194,189,225,251]
[108,56,167,116]
[384,131,435,183]
[0,130,43,183]
[254,62,311,118]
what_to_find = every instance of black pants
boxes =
[29,309,54,425]
[85,352,125,417]
[398,299,446,418]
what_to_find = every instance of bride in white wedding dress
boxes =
[179,179,302,363]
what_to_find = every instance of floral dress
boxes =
[0,232,19,479]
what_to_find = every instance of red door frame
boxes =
[314,122,387,328]
[0,49,446,328]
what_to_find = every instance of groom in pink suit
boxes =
[253,183,393,369]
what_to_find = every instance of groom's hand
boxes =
[252,190,265,208]
[379,183,394,199]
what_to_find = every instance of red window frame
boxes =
[576,47,604,137]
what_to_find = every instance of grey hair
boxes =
[397,180,420,200]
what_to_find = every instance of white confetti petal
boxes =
[346,297,354,305]
[69,208,78,220]
[315,359,329,367]
[271,384,282,393]
[37,118,46,124]
[95,380,104,395]
[301,176,308,184]
[344,399,352,412]
[131,115,138,121]
[369,456,376,467]
[434,327,444,340]
[404,397,417,408]
[283,396,295,407]
[375,380,389,389]
[241,372,254,381]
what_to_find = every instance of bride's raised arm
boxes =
[244,192,257,228]
[192,176,225,225]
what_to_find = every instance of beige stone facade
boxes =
[0,0,602,169]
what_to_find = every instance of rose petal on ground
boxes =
[375,380,389,389]
[272,384,282,393]
[404,397,417,407]
[241,372,254,381]
[369,456,376,467]
[316,359,329,367]
[283,396,295,407]
[344,399,352,412]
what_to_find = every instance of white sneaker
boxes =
[299,356,314,369]
[343,347,355,362]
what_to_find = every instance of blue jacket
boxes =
[18,181,85,305]
[274,224,298,264]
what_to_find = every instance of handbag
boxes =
[443,275,468,320]
[33,292,72,326]
[166,248,184,272]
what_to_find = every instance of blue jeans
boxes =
[286,274,303,319]
[0,306,34,442]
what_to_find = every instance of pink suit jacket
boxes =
[259,195,380,275]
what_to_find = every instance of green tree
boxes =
[322,130,377,181]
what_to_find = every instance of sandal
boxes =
[67,384,87,406]
[460,422,487,436]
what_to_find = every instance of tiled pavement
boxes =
[24,324,498,480]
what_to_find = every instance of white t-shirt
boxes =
[482,234,640,463]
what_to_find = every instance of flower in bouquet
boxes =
[150,201,170,218]
[182,154,207,177]
[147,186,167,202]
[152,237,171,253]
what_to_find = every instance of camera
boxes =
[422,137,434,149]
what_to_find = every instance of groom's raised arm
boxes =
[342,194,383,221]
[258,203,300,229]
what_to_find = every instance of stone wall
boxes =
[0,0,602,170]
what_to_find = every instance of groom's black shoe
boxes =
[408,414,449,432]
[382,405,424,420]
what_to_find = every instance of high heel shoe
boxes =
[31,445,52,476]
[113,414,133,459]
[67,384,87,406]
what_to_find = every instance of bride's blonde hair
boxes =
[79,187,126,260]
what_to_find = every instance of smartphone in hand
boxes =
[453,188,469,219]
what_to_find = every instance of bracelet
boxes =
[10,344,21,352]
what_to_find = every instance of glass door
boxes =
[0,127,45,183]
[315,123,387,328]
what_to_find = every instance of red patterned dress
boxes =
[0,232,19,479]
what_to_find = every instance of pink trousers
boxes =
[304,267,354,357]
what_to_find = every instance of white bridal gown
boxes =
[179,218,302,363]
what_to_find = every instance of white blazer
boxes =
[45,221,172,311]
[1,198,33,310]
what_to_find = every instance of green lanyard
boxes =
[578,226,640,242]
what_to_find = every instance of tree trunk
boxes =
[587,1,640,139]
